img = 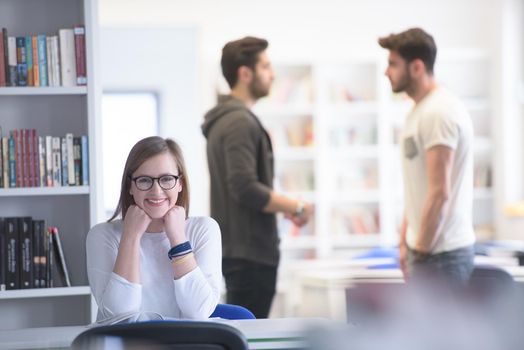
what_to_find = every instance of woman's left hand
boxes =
[164,205,187,245]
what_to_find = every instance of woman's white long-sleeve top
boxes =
[86,216,222,321]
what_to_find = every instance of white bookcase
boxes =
[251,49,496,263]
[0,0,99,330]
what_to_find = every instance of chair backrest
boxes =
[210,304,256,320]
[468,264,514,300]
[71,321,249,350]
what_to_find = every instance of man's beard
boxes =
[249,75,270,99]
[392,69,412,93]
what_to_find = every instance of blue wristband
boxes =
[168,241,192,260]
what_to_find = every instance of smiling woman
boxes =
[86,136,222,323]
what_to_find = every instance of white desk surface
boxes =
[299,257,524,288]
[0,318,329,350]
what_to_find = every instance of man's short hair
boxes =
[221,36,268,89]
[378,28,437,74]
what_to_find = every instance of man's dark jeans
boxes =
[222,258,277,319]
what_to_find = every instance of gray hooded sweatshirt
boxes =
[201,95,279,266]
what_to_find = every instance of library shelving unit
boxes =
[250,49,496,263]
[0,0,99,330]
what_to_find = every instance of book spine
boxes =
[45,37,53,87]
[2,137,8,188]
[36,220,46,288]
[66,133,75,185]
[22,129,30,187]
[61,137,68,186]
[58,29,76,87]
[7,36,17,86]
[51,227,71,287]
[74,26,87,86]
[38,136,46,187]
[2,28,8,86]
[37,35,47,87]
[52,136,61,186]
[5,217,19,290]
[51,36,60,87]
[15,37,27,86]
[32,36,39,87]
[31,220,40,288]
[46,227,53,288]
[81,135,89,185]
[73,137,81,186]
[31,129,39,187]
[8,136,15,188]
[13,130,23,188]
[0,218,6,290]
[0,28,6,86]
[0,131,3,188]
[45,135,53,187]
[18,217,33,289]
[25,35,33,86]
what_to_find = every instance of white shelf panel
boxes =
[0,186,89,196]
[0,87,88,96]
[0,286,91,300]
[281,235,317,250]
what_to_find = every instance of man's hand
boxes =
[399,240,409,280]
[285,202,314,227]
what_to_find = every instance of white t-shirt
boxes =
[401,87,475,253]
[86,216,222,322]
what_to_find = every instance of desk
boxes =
[0,318,329,350]
[297,257,524,321]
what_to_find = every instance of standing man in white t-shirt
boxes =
[378,28,476,287]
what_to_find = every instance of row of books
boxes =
[267,118,314,148]
[329,126,377,147]
[0,129,89,188]
[0,26,86,87]
[278,167,315,192]
[331,207,380,235]
[0,216,71,290]
[474,164,492,188]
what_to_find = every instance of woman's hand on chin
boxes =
[123,205,152,239]
[164,206,187,245]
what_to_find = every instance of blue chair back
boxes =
[210,304,256,320]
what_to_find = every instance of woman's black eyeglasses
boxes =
[129,174,180,191]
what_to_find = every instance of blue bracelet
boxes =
[168,241,192,260]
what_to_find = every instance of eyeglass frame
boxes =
[129,174,181,191]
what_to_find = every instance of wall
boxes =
[99,27,207,217]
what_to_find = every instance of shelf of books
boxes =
[0,0,99,330]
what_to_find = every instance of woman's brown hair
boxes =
[108,136,190,222]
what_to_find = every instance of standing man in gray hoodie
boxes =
[202,36,313,318]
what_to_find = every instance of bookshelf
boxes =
[248,49,496,262]
[0,0,99,330]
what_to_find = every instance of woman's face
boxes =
[129,152,182,219]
